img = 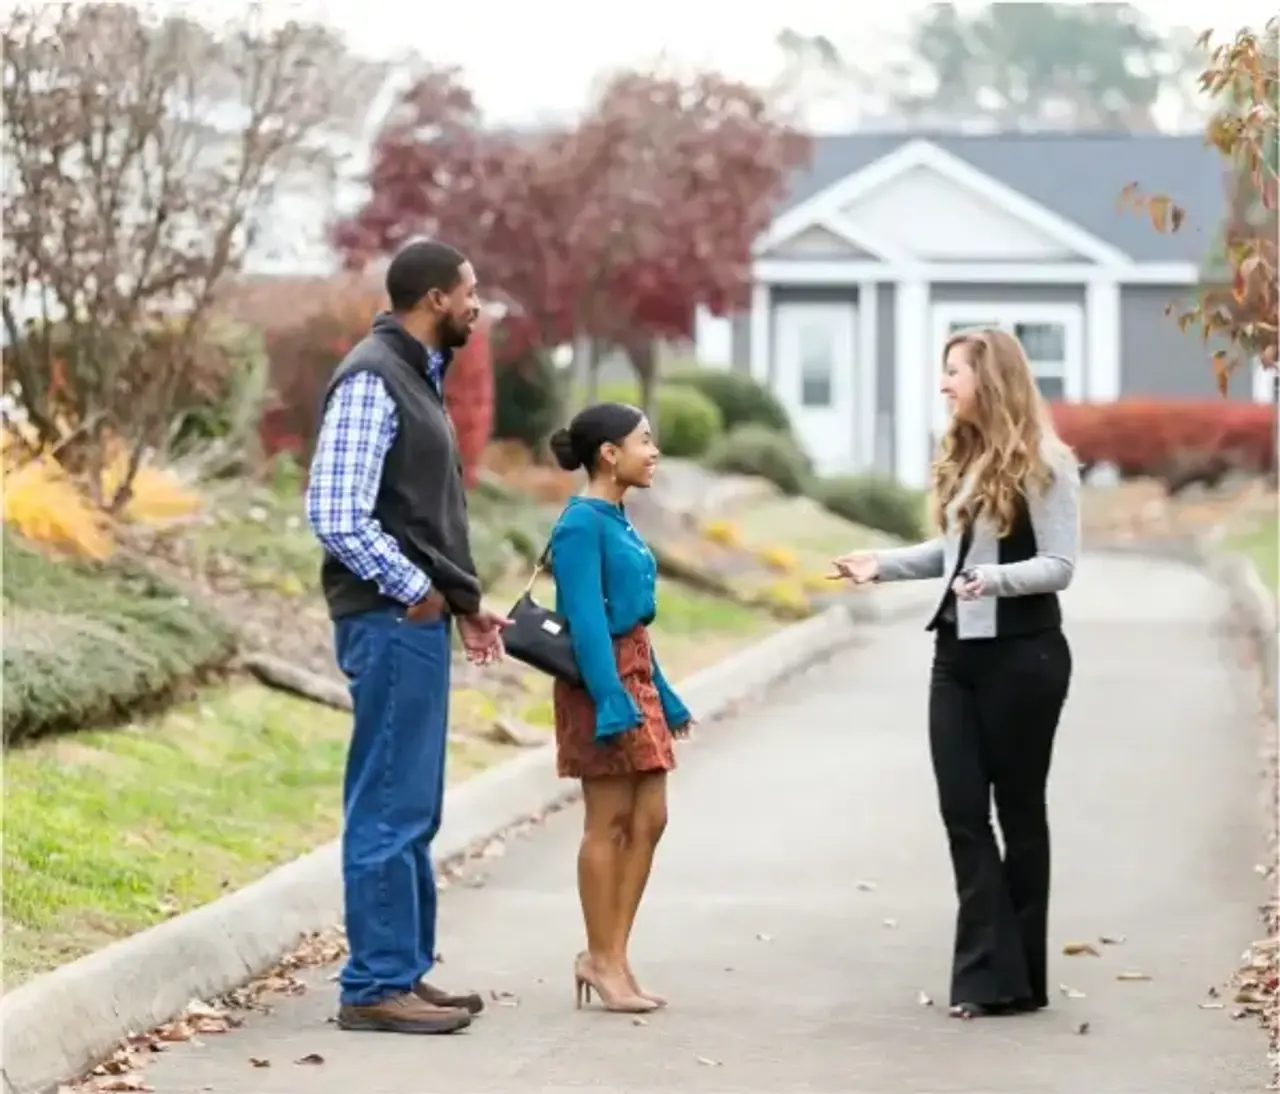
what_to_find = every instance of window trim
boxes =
[933,299,1084,390]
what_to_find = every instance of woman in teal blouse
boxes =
[547,402,692,1016]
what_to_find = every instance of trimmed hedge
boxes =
[597,383,725,458]
[494,348,564,452]
[664,368,793,435]
[811,474,926,541]
[1051,400,1277,478]
[2,532,238,746]
[703,424,810,496]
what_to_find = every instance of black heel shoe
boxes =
[949,998,1041,1020]
[949,1001,996,1020]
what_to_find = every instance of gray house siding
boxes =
[929,283,1087,308]
[1119,285,1255,400]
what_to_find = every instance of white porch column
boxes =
[894,278,930,489]
[749,282,770,385]
[857,280,878,471]
[693,305,732,370]
[1085,277,1121,402]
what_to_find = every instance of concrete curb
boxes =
[1,597,913,1094]
[1200,540,1278,703]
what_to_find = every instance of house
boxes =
[693,133,1265,487]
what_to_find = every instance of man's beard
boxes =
[439,313,473,349]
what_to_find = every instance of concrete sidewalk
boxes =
[142,554,1268,1094]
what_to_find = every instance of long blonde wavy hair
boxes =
[931,327,1071,535]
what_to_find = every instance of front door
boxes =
[773,301,858,475]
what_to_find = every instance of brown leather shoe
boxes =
[414,980,485,1015]
[337,991,472,1034]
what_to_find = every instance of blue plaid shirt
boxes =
[305,350,444,606]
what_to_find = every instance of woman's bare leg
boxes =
[577,775,647,1005]
[613,772,668,1001]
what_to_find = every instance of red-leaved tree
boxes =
[564,71,810,413]
[334,65,809,421]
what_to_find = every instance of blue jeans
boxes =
[332,608,451,1007]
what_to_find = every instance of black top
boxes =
[926,497,1063,637]
[319,316,482,620]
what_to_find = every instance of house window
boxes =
[938,304,1083,405]
[799,321,834,407]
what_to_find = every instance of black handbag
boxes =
[503,541,583,687]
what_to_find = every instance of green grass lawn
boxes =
[2,683,514,987]
[2,578,779,988]
[1227,512,1278,591]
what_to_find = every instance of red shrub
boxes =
[248,277,494,487]
[442,320,494,488]
[1051,399,1277,477]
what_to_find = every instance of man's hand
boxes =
[457,606,512,666]
[406,587,448,622]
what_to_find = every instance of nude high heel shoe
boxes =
[574,952,657,1014]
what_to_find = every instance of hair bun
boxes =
[548,427,582,471]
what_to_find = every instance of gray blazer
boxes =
[871,447,1081,639]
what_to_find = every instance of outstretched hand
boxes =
[829,551,879,585]
[457,607,512,666]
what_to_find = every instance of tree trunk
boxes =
[585,339,602,403]
[570,330,593,412]
[628,338,659,436]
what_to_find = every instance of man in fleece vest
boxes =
[306,240,509,1035]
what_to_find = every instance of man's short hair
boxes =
[385,240,467,312]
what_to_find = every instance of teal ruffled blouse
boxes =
[549,495,692,740]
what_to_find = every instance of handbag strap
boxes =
[521,505,603,596]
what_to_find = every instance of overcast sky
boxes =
[145,0,1276,129]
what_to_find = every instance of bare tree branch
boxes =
[2,2,361,502]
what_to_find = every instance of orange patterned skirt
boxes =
[553,625,677,780]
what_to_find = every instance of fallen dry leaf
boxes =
[155,1022,193,1043]
[294,1053,325,1066]
[1063,942,1101,957]
[96,1077,152,1093]
[1116,972,1152,982]
[185,1000,225,1020]
[249,1058,271,1068]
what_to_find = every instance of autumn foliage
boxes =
[1120,19,1278,393]
[252,281,494,487]
[332,66,809,411]
[2,4,357,508]
[1052,400,1277,477]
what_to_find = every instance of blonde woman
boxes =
[833,328,1080,1021]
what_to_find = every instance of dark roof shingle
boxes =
[782,132,1229,263]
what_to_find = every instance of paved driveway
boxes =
[142,554,1269,1094]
